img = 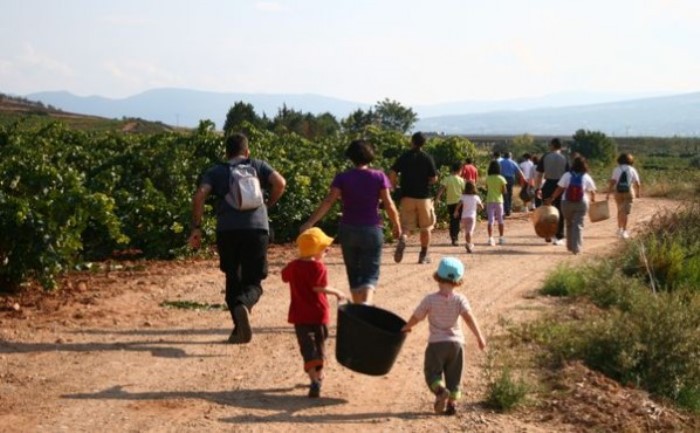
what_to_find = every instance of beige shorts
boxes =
[614,192,634,215]
[400,197,435,232]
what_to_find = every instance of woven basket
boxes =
[589,200,610,223]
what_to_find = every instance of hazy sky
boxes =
[1,0,698,105]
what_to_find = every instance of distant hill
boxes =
[0,93,178,133]
[27,88,372,130]
[415,92,700,137]
[18,88,700,137]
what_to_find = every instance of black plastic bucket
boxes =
[335,303,407,376]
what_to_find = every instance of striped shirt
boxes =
[413,291,472,344]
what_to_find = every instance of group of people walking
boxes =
[185,131,639,413]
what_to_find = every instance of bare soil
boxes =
[1,197,697,433]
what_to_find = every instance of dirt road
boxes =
[0,198,682,432]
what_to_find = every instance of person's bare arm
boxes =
[300,187,341,233]
[266,171,286,208]
[313,285,347,301]
[188,184,212,249]
[379,188,402,239]
[461,310,486,350]
[401,315,423,332]
[388,170,399,189]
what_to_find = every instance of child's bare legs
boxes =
[487,224,493,238]
[498,223,504,237]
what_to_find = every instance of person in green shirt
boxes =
[485,160,507,246]
[436,162,466,246]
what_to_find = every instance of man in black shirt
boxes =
[389,132,438,264]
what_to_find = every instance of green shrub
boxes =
[485,366,530,412]
[540,264,586,297]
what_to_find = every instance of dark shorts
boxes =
[295,324,328,372]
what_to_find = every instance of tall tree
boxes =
[341,108,377,134]
[223,101,264,135]
[374,98,418,133]
[571,129,617,164]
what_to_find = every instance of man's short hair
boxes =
[550,138,562,149]
[225,133,249,157]
[411,132,427,147]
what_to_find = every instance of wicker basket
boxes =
[589,200,611,223]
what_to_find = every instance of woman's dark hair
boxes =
[464,181,476,195]
[617,153,634,165]
[487,160,501,175]
[571,156,589,174]
[345,139,375,166]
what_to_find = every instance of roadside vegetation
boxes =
[491,200,700,419]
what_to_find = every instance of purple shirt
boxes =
[331,168,391,227]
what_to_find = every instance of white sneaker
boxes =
[617,228,624,237]
[499,237,505,245]
[488,237,496,246]
[621,230,630,239]
[552,238,564,246]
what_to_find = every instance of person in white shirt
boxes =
[453,181,483,253]
[545,156,597,255]
[519,153,536,211]
[606,153,641,239]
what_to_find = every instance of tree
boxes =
[374,98,417,133]
[223,101,264,135]
[341,108,377,134]
[571,129,617,164]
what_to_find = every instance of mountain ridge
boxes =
[20,88,700,137]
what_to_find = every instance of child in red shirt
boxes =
[281,227,346,398]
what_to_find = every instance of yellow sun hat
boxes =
[296,227,334,257]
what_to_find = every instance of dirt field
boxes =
[1,197,696,433]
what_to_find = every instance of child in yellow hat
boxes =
[282,227,346,398]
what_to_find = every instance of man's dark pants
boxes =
[216,229,268,326]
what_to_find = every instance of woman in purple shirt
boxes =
[301,139,401,304]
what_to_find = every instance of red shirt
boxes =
[281,259,330,325]
[460,164,479,183]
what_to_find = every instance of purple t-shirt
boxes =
[331,168,391,227]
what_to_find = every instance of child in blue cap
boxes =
[402,256,486,415]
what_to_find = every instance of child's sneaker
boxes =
[394,235,407,263]
[621,230,630,239]
[498,236,505,245]
[445,401,457,416]
[465,243,473,254]
[308,381,321,398]
[433,387,449,414]
[488,237,496,246]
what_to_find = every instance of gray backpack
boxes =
[224,161,264,211]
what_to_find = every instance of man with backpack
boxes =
[607,153,641,239]
[188,133,286,344]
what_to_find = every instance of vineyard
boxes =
[0,120,475,291]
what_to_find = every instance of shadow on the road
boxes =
[0,339,210,359]
[0,325,335,358]
[62,384,430,424]
[61,385,371,421]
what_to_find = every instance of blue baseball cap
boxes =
[437,257,465,282]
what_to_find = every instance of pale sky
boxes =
[1,0,699,105]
